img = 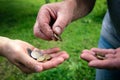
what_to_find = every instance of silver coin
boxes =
[31,49,43,59]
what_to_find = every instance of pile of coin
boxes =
[27,48,52,62]
[95,53,106,60]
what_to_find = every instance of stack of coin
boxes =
[27,48,52,62]
[95,53,106,60]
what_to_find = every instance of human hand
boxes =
[0,37,69,73]
[34,1,78,41]
[80,48,120,69]
[34,0,95,41]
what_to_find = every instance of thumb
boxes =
[52,14,71,35]
[19,53,43,72]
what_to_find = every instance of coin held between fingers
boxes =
[52,26,62,41]
[53,33,62,41]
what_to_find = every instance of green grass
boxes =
[0,0,107,80]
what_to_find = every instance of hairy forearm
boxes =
[64,0,96,21]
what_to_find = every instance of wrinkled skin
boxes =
[80,48,120,70]
[34,0,95,41]
[34,2,73,40]
[0,38,69,74]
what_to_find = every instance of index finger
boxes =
[80,50,97,62]
[37,6,56,40]
[91,48,115,55]
[34,21,52,40]
[41,47,60,54]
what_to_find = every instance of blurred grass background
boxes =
[0,0,107,80]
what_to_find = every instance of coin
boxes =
[44,54,52,60]
[95,53,106,60]
[37,56,45,62]
[53,33,62,41]
[30,49,43,59]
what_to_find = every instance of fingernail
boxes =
[54,26,61,34]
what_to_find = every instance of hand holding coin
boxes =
[80,48,120,69]
[1,37,69,73]
[27,47,69,63]
[25,47,69,73]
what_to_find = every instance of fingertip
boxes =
[51,47,61,51]
[91,48,100,52]
[52,57,65,65]
[64,52,69,59]
[60,51,69,59]
[54,47,61,50]
[34,65,43,72]
[88,61,95,67]
[56,57,65,64]
[91,48,98,50]
[66,54,69,59]
[80,53,86,59]
[33,22,40,37]
[88,60,103,68]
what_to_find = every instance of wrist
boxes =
[0,36,11,56]
[64,0,96,21]
[63,0,77,9]
[62,0,78,20]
